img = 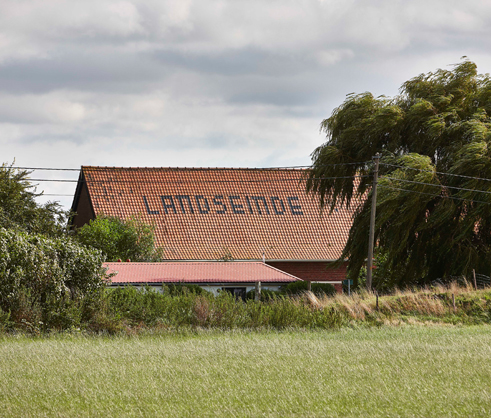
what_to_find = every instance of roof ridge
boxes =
[81,166,308,171]
[103,261,265,265]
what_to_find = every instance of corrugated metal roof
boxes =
[80,167,355,261]
[104,261,300,284]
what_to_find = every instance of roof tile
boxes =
[105,261,300,284]
[82,167,355,261]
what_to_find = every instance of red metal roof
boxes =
[104,261,300,284]
[77,167,355,261]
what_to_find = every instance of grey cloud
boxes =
[3,0,491,214]
[153,48,266,76]
[0,49,164,94]
[151,47,312,77]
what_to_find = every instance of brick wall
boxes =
[267,261,347,293]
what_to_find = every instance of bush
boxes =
[246,288,280,301]
[0,227,106,329]
[74,215,161,262]
[282,281,336,297]
[164,284,212,296]
[91,286,343,330]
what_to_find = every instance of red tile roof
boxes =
[104,261,300,284]
[76,167,354,261]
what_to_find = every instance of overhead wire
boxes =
[41,194,75,197]
[7,167,81,172]
[22,171,369,199]
[10,159,491,186]
[383,176,491,195]
[379,184,491,205]
[10,162,491,205]
[9,160,372,172]
[27,179,78,183]
[17,174,371,184]
[380,162,491,183]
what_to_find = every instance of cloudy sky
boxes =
[2,0,491,209]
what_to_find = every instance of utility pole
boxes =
[367,153,380,291]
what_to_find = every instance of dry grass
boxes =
[301,281,491,323]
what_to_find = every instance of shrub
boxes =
[0,227,106,329]
[246,288,280,301]
[282,281,336,297]
[164,284,212,296]
[74,215,161,262]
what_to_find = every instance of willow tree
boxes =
[307,60,491,289]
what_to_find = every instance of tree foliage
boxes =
[0,162,68,236]
[0,227,105,326]
[307,60,491,288]
[75,215,161,262]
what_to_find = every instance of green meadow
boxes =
[1,326,491,417]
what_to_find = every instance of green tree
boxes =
[307,59,491,288]
[0,227,105,328]
[75,215,161,262]
[0,162,67,236]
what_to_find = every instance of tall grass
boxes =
[1,327,491,417]
[2,283,491,334]
[310,281,491,323]
[95,287,345,331]
[88,283,491,332]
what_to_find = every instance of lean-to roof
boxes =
[105,261,300,284]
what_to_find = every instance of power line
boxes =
[297,161,372,168]
[24,174,370,184]
[15,161,491,203]
[8,160,373,172]
[27,178,78,183]
[8,167,81,172]
[40,194,75,197]
[379,184,491,205]
[380,162,491,183]
[384,176,491,195]
[8,160,491,187]
[26,174,370,200]
[31,174,491,202]
[25,172,491,204]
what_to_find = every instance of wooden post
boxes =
[452,293,456,313]
[255,281,261,301]
[473,269,478,290]
[367,153,380,291]
[376,292,379,311]
[307,281,312,292]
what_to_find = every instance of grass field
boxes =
[1,326,491,417]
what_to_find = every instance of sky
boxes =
[2,0,491,210]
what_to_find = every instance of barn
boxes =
[70,167,354,292]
